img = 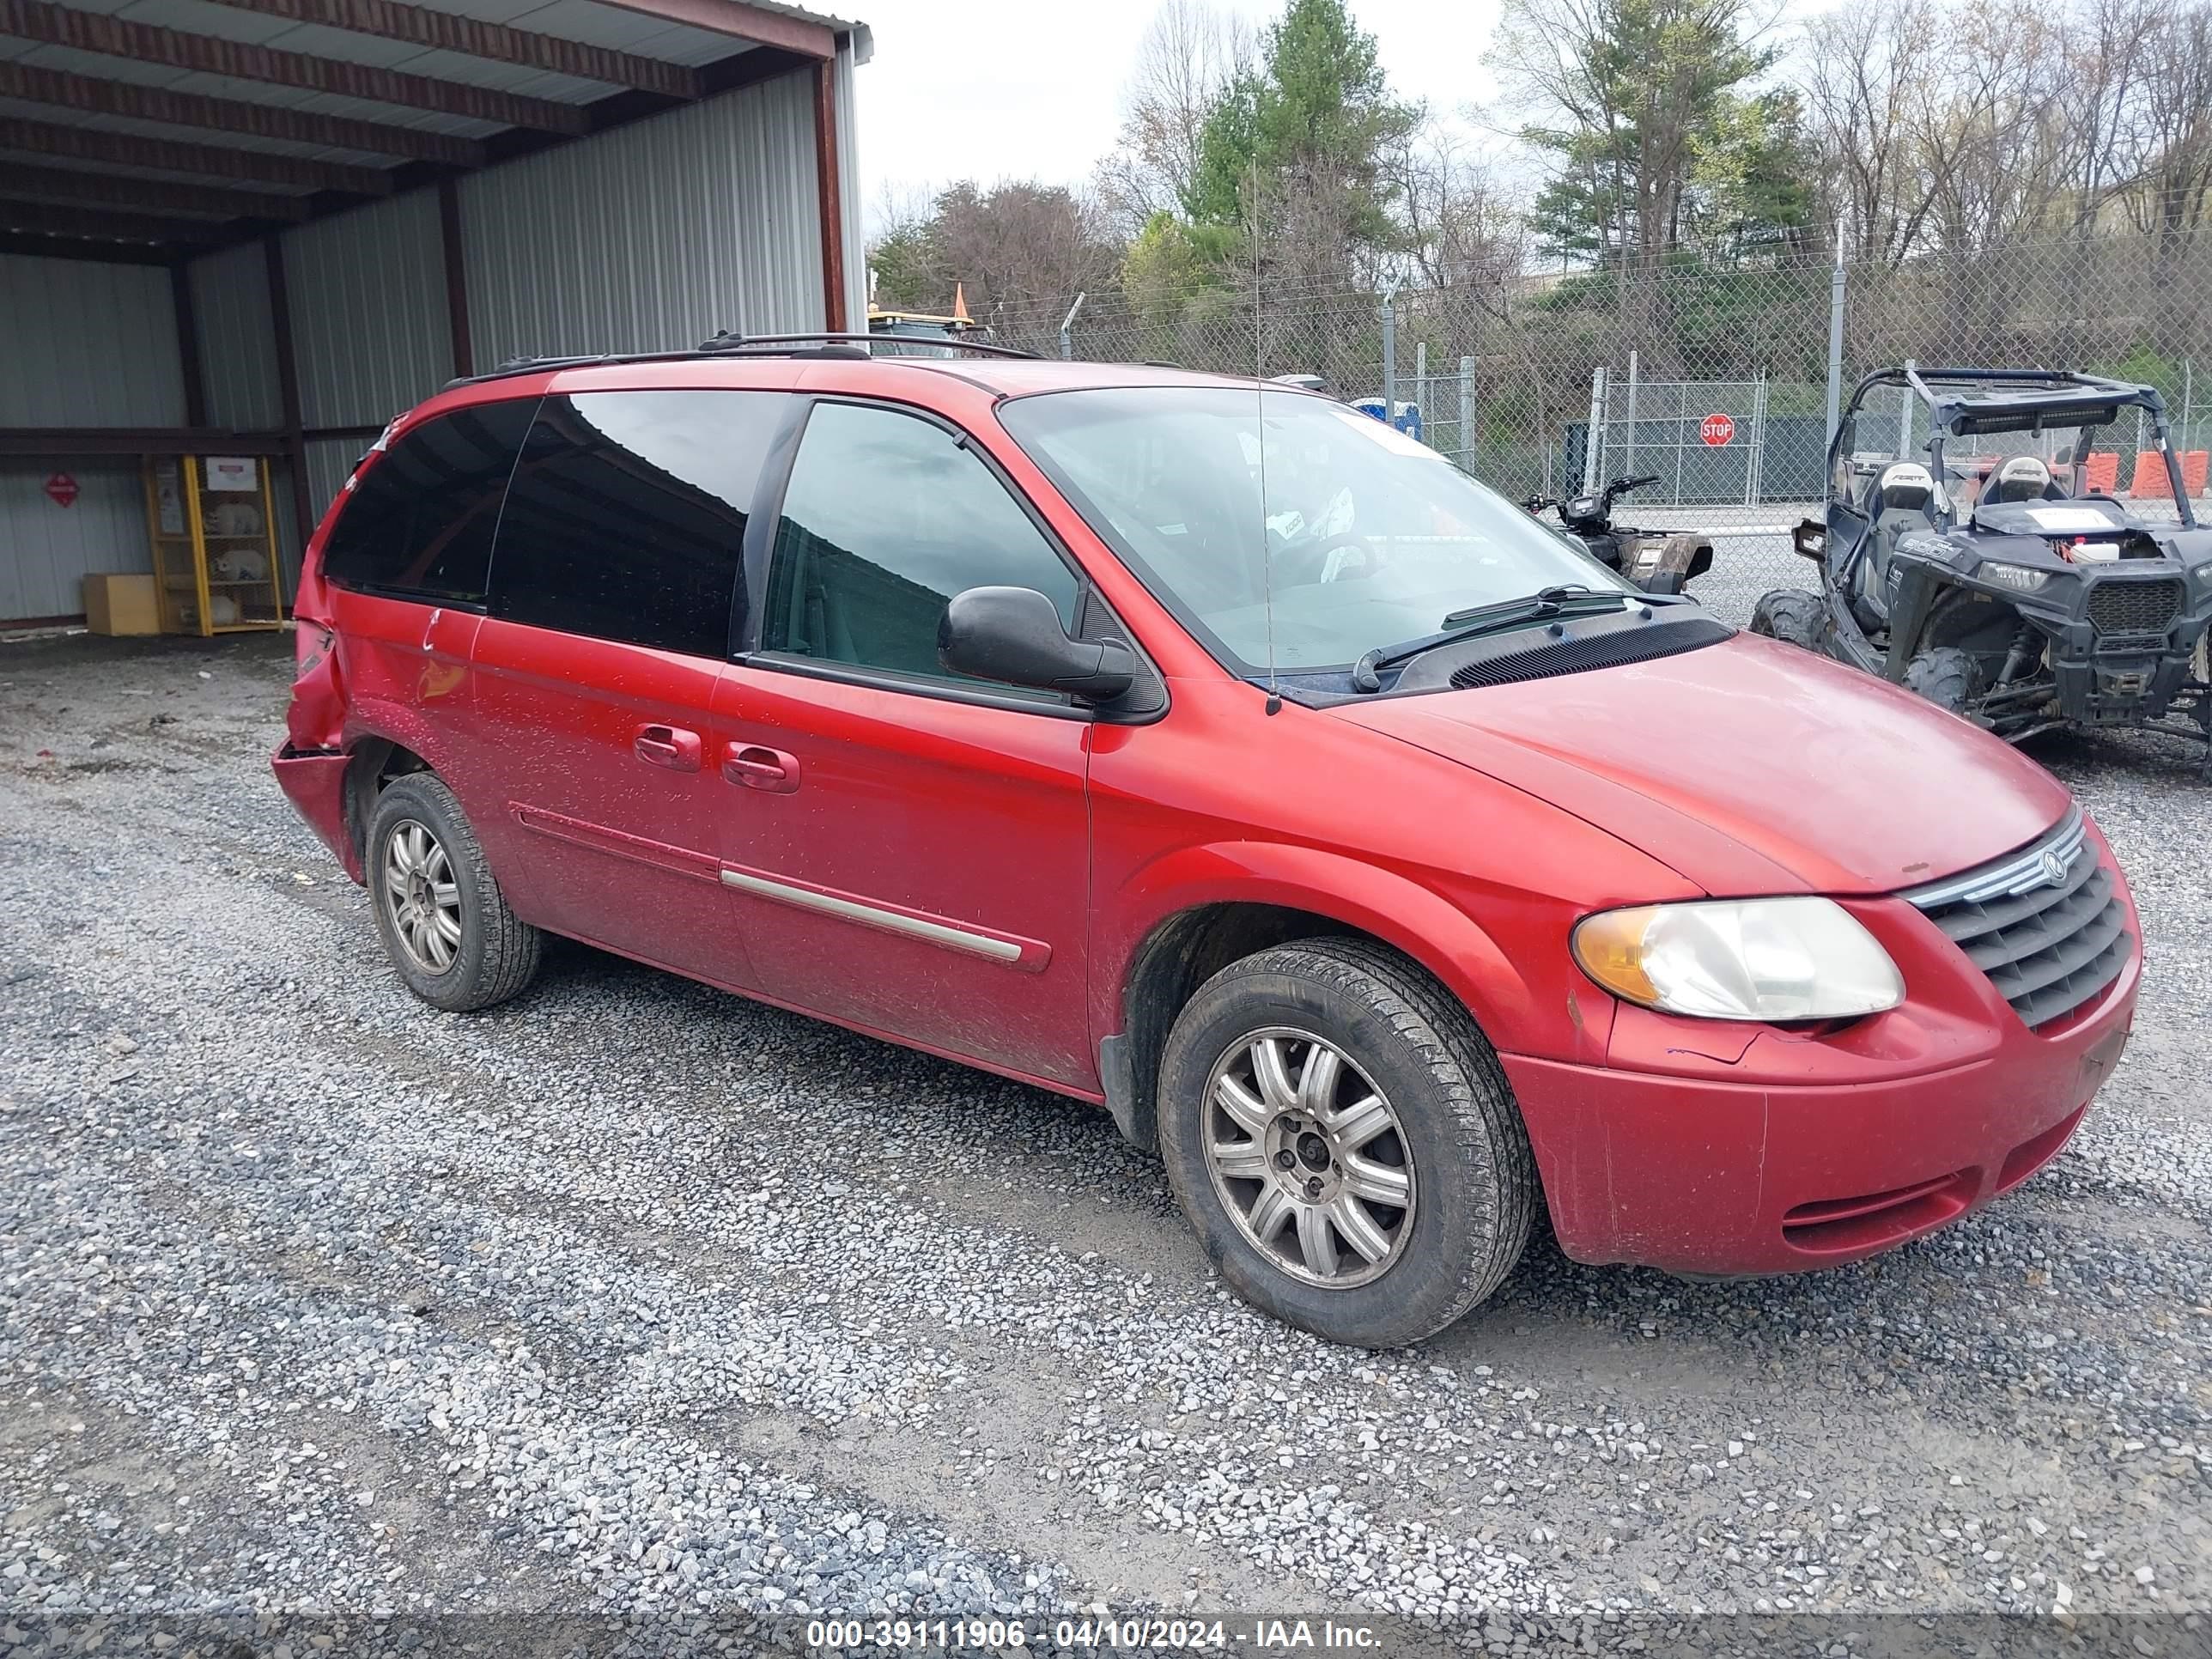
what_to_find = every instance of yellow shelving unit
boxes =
[143,455,287,637]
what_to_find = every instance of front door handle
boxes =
[722,742,800,793]
[633,723,702,771]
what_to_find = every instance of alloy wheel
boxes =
[382,818,463,975]
[1201,1027,1416,1288]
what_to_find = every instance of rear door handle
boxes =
[633,723,702,772]
[722,742,800,793]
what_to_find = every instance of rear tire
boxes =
[367,772,542,1012]
[1750,586,1827,651]
[1901,645,1985,716]
[1156,939,1538,1348]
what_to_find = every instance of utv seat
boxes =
[1981,454,2063,505]
[1851,461,1939,627]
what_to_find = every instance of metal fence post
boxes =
[1414,339,1427,437]
[1459,354,1474,471]
[1583,366,1607,492]
[1624,349,1638,482]
[1381,289,1397,420]
[1058,291,1085,362]
[1825,262,1846,447]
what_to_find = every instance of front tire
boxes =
[1750,586,1828,651]
[1157,939,1538,1347]
[1901,645,1985,716]
[366,772,542,1012]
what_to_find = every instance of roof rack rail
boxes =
[443,330,1043,391]
[701,330,1042,361]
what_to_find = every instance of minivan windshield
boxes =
[999,386,1630,679]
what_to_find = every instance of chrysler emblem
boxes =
[2037,847,2070,888]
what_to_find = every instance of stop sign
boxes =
[1699,412,1735,447]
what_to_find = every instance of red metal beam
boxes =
[0,161,308,222]
[0,198,227,244]
[0,428,289,457]
[0,116,396,198]
[582,0,831,57]
[193,0,701,98]
[170,264,209,428]
[811,58,845,331]
[0,231,174,264]
[0,61,477,169]
[264,235,318,557]
[0,0,591,133]
[435,177,474,378]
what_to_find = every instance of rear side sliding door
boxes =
[465,388,782,988]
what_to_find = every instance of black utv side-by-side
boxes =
[1753,365,2212,753]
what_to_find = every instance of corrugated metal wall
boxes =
[2,61,849,624]
[188,241,283,432]
[462,67,825,363]
[0,254,185,428]
[0,464,150,623]
[0,254,184,618]
[284,191,455,429]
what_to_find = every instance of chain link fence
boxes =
[975,230,2212,625]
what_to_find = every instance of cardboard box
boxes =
[83,572,160,636]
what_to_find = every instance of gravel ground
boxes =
[2,630,2208,1658]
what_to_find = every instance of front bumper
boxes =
[1504,877,2140,1277]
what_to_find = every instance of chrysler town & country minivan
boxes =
[275,343,2139,1346]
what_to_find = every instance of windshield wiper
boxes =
[1349,586,1684,693]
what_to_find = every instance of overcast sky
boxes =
[849,0,1510,234]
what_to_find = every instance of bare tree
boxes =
[1096,0,1255,231]
[1385,123,1527,299]
[1800,4,1944,266]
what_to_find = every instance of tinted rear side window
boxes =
[320,401,534,604]
[488,390,781,658]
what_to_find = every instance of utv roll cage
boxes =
[1832,364,2198,531]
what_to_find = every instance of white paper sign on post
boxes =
[204,456,259,492]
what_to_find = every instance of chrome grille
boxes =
[2086,578,2183,636]
[1904,807,2130,1030]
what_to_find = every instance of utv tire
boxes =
[366,772,542,1012]
[1901,646,1985,717]
[1156,938,1539,1348]
[1749,586,1828,651]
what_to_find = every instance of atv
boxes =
[1524,473,1715,596]
[1753,365,2212,751]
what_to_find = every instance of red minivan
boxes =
[275,343,2140,1346]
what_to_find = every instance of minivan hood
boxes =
[1334,630,2072,896]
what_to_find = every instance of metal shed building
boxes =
[0,0,868,627]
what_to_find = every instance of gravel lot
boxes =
[2,629,2208,1657]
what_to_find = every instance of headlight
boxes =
[1572,897,1905,1022]
[1980,561,2051,592]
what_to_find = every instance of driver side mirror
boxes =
[939,586,1144,706]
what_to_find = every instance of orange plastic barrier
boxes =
[2081,451,2119,495]
[2126,449,2210,499]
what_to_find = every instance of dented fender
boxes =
[1095,839,1614,1068]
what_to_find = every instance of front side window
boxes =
[321,401,535,604]
[488,389,781,658]
[761,401,1080,689]
[999,387,1629,678]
